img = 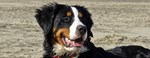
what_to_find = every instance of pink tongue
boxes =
[72,42,82,46]
[65,39,83,47]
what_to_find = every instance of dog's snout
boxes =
[77,25,86,35]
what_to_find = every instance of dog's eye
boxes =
[63,17,70,22]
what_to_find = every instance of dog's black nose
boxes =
[77,25,86,35]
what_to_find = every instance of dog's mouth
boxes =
[61,35,84,47]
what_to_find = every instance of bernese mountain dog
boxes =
[35,3,150,58]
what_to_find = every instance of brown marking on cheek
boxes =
[66,12,72,17]
[79,13,83,17]
[55,28,70,45]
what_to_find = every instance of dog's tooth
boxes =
[66,38,68,40]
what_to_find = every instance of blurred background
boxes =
[0,0,150,58]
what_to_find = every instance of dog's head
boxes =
[35,3,93,55]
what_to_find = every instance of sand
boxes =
[0,0,150,58]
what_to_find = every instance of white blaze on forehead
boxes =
[69,7,87,40]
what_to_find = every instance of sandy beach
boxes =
[0,0,150,58]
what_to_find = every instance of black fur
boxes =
[108,45,150,58]
[35,3,150,58]
[35,3,57,57]
[78,45,150,58]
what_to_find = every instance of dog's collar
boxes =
[52,55,73,58]
[52,54,74,58]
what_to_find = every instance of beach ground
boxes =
[0,0,150,58]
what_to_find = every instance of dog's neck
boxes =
[52,53,76,58]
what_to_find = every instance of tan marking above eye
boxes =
[66,12,72,16]
[79,13,83,17]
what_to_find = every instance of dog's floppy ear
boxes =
[35,3,58,35]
